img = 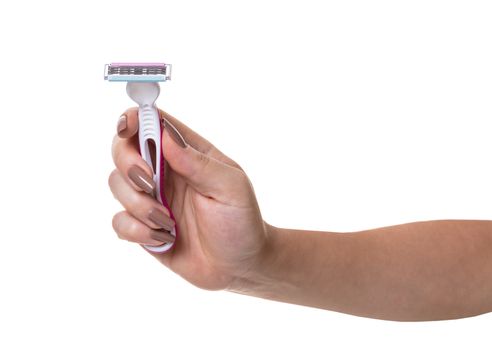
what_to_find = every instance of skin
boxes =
[109,108,492,321]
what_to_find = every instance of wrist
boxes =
[226,223,297,299]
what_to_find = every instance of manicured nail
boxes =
[150,229,175,244]
[117,114,127,135]
[163,119,187,148]
[127,165,155,194]
[148,207,175,231]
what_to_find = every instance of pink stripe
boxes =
[110,62,167,66]
[158,117,177,252]
[159,118,177,252]
[136,119,177,254]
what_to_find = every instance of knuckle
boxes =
[124,106,138,115]
[112,213,123,238]
[127,220,143,242]
[113,146,125,168]
[111,134,120,159]
[108,169,120,189]
[128,189,144,211]
[111,138,130,168]
[198,152,211,171]
[188,151,211,180]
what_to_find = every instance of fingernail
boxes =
[163,119,187,148]
[150,229,175,244]
[117,114,127,135]
[148,207,175,231]
[127,165,155,194]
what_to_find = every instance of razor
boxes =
[105,62,176,253]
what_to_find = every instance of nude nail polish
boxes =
[163,119,187,148]
[127,165,155,194]
[117,114,127,135]
[148,207,175,231]
[150,229,175,244]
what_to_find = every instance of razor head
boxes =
[104,62,171,82]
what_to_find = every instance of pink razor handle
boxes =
[127,82,177,253]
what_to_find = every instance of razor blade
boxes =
[104,62,172,82]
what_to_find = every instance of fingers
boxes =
[113,107,157,194]
[108,169,175,233]
[112,106,250,204]
[113,106,240,197]
[116,107,139,139]
[161,123,251,206]
[112,211,174,246]
[119,107,241,170]
[111,133,155,194]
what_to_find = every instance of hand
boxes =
[109,108,268,290]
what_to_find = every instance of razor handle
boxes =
[137,104,176,253]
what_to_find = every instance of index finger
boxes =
[111,133,155,194]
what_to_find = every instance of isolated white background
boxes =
[0,0,491,349]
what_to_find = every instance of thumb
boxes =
[162,119,248,205]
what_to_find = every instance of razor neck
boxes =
[126,82,160,106]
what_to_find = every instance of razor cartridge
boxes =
[104,62,172,82]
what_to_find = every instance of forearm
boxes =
[229,220,492,321]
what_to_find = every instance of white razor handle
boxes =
[126,82,175,253]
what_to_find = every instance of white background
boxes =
[0,0,491,349]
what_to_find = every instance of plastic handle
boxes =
[127,82,176,253]
[138,103,161,193]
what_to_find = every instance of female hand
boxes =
[109,109,492,321]
[109,108,269,290]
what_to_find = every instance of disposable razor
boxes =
[104,62,176,253]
